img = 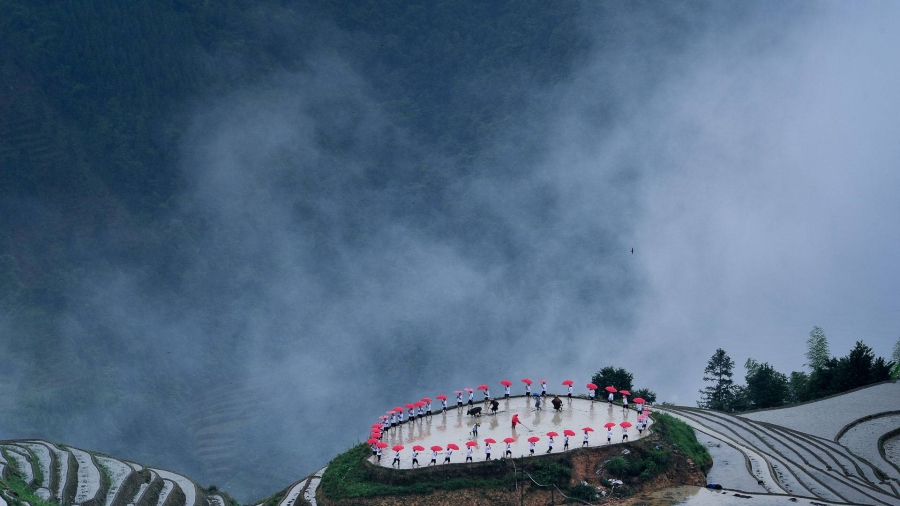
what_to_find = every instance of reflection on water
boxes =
[641,486,844,506]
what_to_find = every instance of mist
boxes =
[2,1,899,502]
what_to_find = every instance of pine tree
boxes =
[699,348,735,411]
[805,326,830,371]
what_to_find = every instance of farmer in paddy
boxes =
[534,394,542,410]
[456,391,463,409]
[511,412,521,430]
[471,422,480,438]
[490,398,500,415]
[551,396,563,412]
[540,380,547,396]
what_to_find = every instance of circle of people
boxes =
[367,379,652,466]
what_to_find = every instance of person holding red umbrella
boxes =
[439,395,448,411]
[563,431,570,450]
[430,446,440,466]
[607,428,613,444]
[540,379,547,397]
[504,437,514,457]
[485,441,492,460]
[468,388,475,406]
[528,436,539,455]
[568,384,573,398]
[456,391,463,409]
[546,434,554,453]
[502,380,511,398]
[392,445,403,467]
[444,446,454,464]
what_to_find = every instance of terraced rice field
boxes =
[0,439,211,506]
[884,434,900,468]
[657,381,900,505]
[373,396,650,468]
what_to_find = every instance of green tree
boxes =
[745,361,788,409]
[591,366,633,393]
[805,326,830,371]
[698,349,734,411]
[787,371,809,404]
[631,388,657,403]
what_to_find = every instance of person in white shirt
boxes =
[465,447,473,462]
[429,450,437,466]
[441,398,448,411]
[392,450,401,467]
[409,407,416,421]
[371,443,377,458]
[608,391,614,404]
[483,388,490,401]
[588,389,595,402]
[540,381,547,396]
[398,411,404,424]
[468,390,475,406]
[471,422,479,438]
[505,442,512,457]
[443,449,452,464]
[582,432,589,447]
[525,383,531,397]
[567,385,573,398]
[412,449,420,467]
[376,446,383,462]
[457,392,463,408]
[622,426,628,442]
[546,436,553,453]
[529,440,536,455]
[426,401,433,416]
[504,384,510,398]
[382,419,389,432]
[485,442,492,460]
[563,434,569,450]
[636,401,643,414]
[390,412,396,427]
[607,430,613,444]
[417,405,425,419]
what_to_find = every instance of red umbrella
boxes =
[370,430,382,437]
[466,441,478,447]
[500,380,512,387]
[563,429,576,436]
[392,445,405,451]
[562,379,574,386]
[582,427,594,432]
[377,442,388,448]
[447,443,460,450]
[414,401,425,408]
[436,394,447,400]
[633,397,645,404]
[421,397,432,403]
[604,422,616,429]
[454,390,463,394]
[546,431,559,437]
[477,385,489,391]
[527,436,540,443]
[484,437,497,444]
[503,437,516,443]
[405,403,415,409]
[394,406,404,412]
[620,421,632,428]
[464,387,474,392]
[521,378,533,385]
[586,383,598,390]
[413,445,425,451]
[371,423,382,428]
[619,390,631,396]
[540,379,546,384]
[366,438,378,445]
[431,445,443,451]
[605,386,617,393]
[379,415,389,420]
